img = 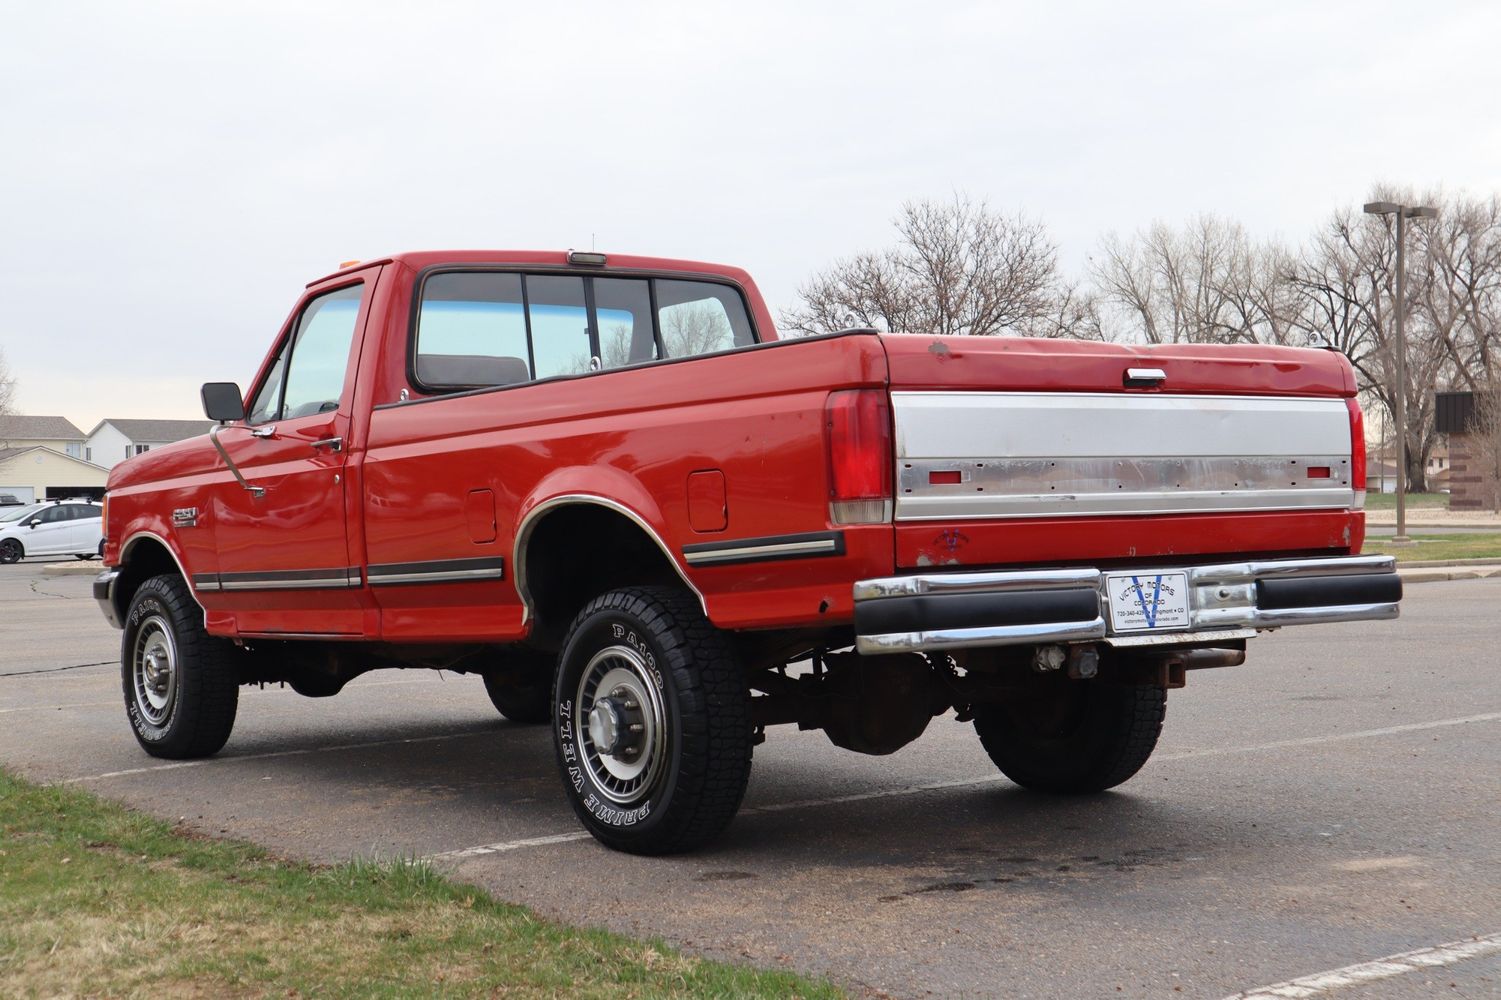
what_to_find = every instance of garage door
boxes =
[0,486,36,504]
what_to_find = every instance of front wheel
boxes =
[553,586,752,855]
[973,678,1166,793]
[0,539,21,564]
[121,574,240,759]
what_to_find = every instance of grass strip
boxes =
[1362,492,1448,510]
[0,768,843,999]
[1362,532,1501,563]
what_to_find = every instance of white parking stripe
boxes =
[425,710,1501,861]
[431,831,596,860]
[0,699,116,715]
[1156,711,1501,762]
[61,727,501,784]
[1221,931,1501,999]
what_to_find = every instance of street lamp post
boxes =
[1363,200,1438,545]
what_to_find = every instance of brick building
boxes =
[1436,391,1499,511]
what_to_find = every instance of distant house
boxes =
[0,415,108,502]
[84,418,216,470]
[0,414,87,458]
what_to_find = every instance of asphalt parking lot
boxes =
[2,561,1498,999]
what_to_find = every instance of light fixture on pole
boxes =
[1362,200,1437,545]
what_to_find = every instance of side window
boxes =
[37,507,64,524]
[415,273,531,388]
[592,278,656,370]
[656,280,755,358]
[526,276,591,379]
[248,284,363,423]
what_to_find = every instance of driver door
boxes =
[206,275,377,635]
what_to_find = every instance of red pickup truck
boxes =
[95,250,1401,854]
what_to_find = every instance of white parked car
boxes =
[0,500,105,563]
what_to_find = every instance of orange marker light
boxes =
[339,259,361,269]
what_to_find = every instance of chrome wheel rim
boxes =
[131,615,179,727]
[573,644,667,806]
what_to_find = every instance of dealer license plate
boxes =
[1104,571,1191,632]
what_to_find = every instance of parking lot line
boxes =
[0,699,117,715]
[1153,710,1501,762]
[1221,931,1501,999]
[61,727,501,784]
[423,710,1501,861]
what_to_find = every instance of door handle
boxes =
[311,437,343,453]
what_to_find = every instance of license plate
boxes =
[1104,571,1191,632]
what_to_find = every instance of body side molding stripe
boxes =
[682,531,846,567]
[211,567,363,591]
[366,556,506,586]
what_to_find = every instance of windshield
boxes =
[0,503,45,523]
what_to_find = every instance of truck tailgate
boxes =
[879,335,1363,569]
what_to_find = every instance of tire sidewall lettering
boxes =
[123,590,174,741]
[557,609,675,830]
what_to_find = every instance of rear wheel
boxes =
[0,539,21,564]
[121,574,240,759]
[973,677,1165,793]
[482,651,554,725]
[553,586,752,855]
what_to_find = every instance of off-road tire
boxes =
[0,539,22,564]
[121,574,240,759]
[482,651,555,725]
[974,679,1166,793]
[553,586,752,855]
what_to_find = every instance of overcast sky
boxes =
[3,0,1498,431]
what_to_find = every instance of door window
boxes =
[248,283,364,423]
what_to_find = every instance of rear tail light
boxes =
[825,389,893,525]
[1346,397,1366,510]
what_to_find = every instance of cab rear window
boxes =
[414,271,756,391]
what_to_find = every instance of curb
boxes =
[38,562,106,576]
[1397,565,1501,584]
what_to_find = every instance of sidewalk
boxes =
[1365,507,1501,529]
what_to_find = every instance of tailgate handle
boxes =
[1124,367,1166,386]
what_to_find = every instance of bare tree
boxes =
[1288,190,1460,491]
[1090,215,1297,345]
[1017,280,1106,340]
[782,195,1061,337]
[0,348,15,416]
[661,302,733,356]
[1464,388,1501,512]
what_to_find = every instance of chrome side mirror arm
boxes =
[209,424,267,499]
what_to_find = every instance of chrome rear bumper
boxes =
[853,555,1400,655]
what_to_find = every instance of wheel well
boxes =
[521,504,690,651]
[114,537,189,620]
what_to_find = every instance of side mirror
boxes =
[25,518,41,529]
[201,382,245,423]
